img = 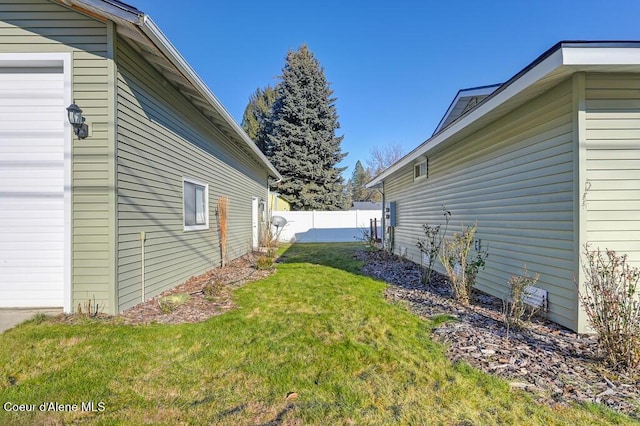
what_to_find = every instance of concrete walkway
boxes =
[0,308,62,333]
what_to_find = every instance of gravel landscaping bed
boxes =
[53,252,275,326]
[357,249,640,419]
[118,252,275,325]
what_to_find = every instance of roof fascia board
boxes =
[367,47,565,188]
[138,16,281,180]
[563,46,640,65]
[64,0,143,23]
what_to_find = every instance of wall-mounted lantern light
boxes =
[66,102,89,139]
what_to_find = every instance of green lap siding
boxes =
[584,74,640,267]
[115,39,267,311]
[0,0,115,312]
[3,1,272,314]
[384,79,577,330]
[1,0,271,314]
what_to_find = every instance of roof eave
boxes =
[54,0,282,181]
[138,17,282,180]
[367,41,640,189]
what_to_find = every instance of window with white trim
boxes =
[183,177,209,231]
[414,158,428,181]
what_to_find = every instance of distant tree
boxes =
[366,142,405,178]
[349,160,374,203]
[267,45,348,210]
[241,85,277,155]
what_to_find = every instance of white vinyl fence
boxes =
[272,210,382,243]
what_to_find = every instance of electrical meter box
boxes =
[385,201,397,227]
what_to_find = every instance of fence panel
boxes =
[272,210,382,243]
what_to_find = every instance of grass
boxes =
[0,243,635,425]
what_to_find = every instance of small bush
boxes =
[416,207,451,286]
[578,245,640,372]
[438,222,488,305]
[502,266,540,334]
[256,255,274,270]
[157,294,190,313]
[203,280,225,297]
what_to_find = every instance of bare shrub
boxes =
[202,280,225,297]
[256,255,274,270]
[260,220,278,250]
[76,296,103,318]
[578,245,640,372]
[438,222,488,305]
[502,266,541,337]
[416,207,451,286]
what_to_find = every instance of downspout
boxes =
[379,181,385,248]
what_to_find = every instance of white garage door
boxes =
[0,67,66,307]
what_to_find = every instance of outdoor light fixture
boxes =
[66,102,89,139]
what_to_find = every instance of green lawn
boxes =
[0,243,633,425]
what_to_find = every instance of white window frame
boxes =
[183,177,209,231]
[414,158,428,181]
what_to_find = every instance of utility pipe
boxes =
[140,231,146,302]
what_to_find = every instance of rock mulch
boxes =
[118,252,274,325]
[357,249,640,419]
[54,252,274,326]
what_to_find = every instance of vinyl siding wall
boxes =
[384,79,578,329]
[115,39,267,311]
[584,73,640,267]
[0,0,115,312]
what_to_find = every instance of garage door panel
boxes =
[0,209,64,220]
[0,69,65,308]
[0,152,65,161]
[0,233,63,242]
[1,247,64,262]
[0,97,62,107]
[0,120,63,131]
[0,135,63,145]
[1,271,64,283]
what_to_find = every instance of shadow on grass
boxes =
[276,242,368,276]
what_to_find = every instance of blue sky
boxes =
[131,0,640,177]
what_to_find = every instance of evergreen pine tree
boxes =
[350,160,372,203]
[267,45,348,210]
[241,85,277,155]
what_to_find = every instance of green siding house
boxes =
[368,42,640,333]
[0,0,281,313]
